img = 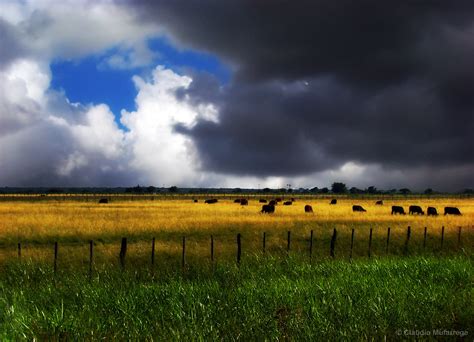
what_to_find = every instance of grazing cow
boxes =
[304,205,313,213]
[409,205,424,215]
[98,198,108,204]
[375,200,383,205]
[261,204,275,213]
[291,198,295,202]
[259,199,267,203]
[269,200,277,206]
[427,207,438,216]
[330,199,337,205]
[283,201,292,205]
[352,205,366,212]
[240,199,248,205]
[234,199,241,203]
[444,207,462,215]
[193,199,198,203]
[391,206,406,215]
[205,199,218,204]
[276,198,282,202]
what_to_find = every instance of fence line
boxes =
[1,226,472,273]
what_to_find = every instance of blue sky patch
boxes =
[50,37,231,129]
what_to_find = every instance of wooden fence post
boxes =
[54,241,58,273]
[237,233,241,265]
[368,228,373,258]
[309,230,313,262]
[404,226,411,255]
[182,237,186,269]
[89,240,93,279]
[458,227,462,248]
[440,226,445,250]
[18,242,21,259]
[350,229,355,260]
[119,237,127,270]
[423,227,427,249]
[263,232,266,254]
[151,237,155,266]
[210,235,214,263]
[330,228,337,258]
[386,227,391,254]
[287,231,291,255]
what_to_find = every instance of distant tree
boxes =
[399,188,411,195]
[424,188,433,195]
[366,186,377,194]
[462,188,474,194]
[147,186,156,193]
[169,186,178,193]
[331,182,348,194]
[350,187,362,194]
[287,188,293,193]
[320,187,329,194]
[310,187,319,193]
[262,188,271,193]
[233,188,242,193]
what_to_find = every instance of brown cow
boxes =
[304,205,313,213]
[261,204,275,213]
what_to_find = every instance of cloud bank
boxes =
[0,1,473,190]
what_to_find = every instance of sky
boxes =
[0,0,473,191]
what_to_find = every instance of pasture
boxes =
[0,195,472,339]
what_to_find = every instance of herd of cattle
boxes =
[196,198,462,216]
[96,197,462,216]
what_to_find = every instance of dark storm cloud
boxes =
[133,1,474,187]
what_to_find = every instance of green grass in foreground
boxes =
[0,256,472,340]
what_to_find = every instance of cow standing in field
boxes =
[283,201,292,205]
[193,199,198,203]
[99,198,109,204]
[330,199,337,205]
[444,207,461,215]
[427,207,438,216]
[261,204,275,213]
[205,199,218,204]
[391,206,406,215]
[409,205,424,215]
[240,199,248,205]
[376,200,383,205]
[269,200,277,206]
[304,205,313,213]
[259,199,267,203]
[234,199,241,203]
[276,198,282,203]
[352,205,366,212]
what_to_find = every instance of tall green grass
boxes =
[0,256,472,340]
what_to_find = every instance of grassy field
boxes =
[0,196,472,339]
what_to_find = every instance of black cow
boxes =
[409,205,424,215]
[391,206,406,215]
[291,198,295,202]
[330,199,337,204]
[444,207,461,215]
[304,205,313,213]
[276,198,282,202]
[261,204,275,213]
[283,201,292,205]
[259,199,267,203]
[353,205,366,212]
[234,199,241,203]
[427,207,438,216]
[98,198,109,204]
[269,200,277,206]
[205,199,218,204]
[240,199,248,205]
[193,199,198,203]
[376,200,383,205]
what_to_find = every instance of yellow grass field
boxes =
[0,196,472,267]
